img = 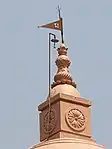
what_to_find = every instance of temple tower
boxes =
[28,7,106,149]
[28,43,106,149]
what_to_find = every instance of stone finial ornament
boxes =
[51,44,76,88]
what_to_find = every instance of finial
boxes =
[57,5,61,18]
[51,44,76,88]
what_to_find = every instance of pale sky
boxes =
[0,0,112,149]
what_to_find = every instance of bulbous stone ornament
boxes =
[52,44,76,88]
[66,108,85,131]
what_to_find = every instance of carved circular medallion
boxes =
[66,108,85,131]
[43,109,56,134]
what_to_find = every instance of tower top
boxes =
[37,7,93,142]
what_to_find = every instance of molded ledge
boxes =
[38,93,92,111]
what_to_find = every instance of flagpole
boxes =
[48,33,51,102]
[48,33,59,110]
[48,33,59,138]
[58,5,64,43]
[60,18,64,43]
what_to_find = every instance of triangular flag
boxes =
[38,19,62,31]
